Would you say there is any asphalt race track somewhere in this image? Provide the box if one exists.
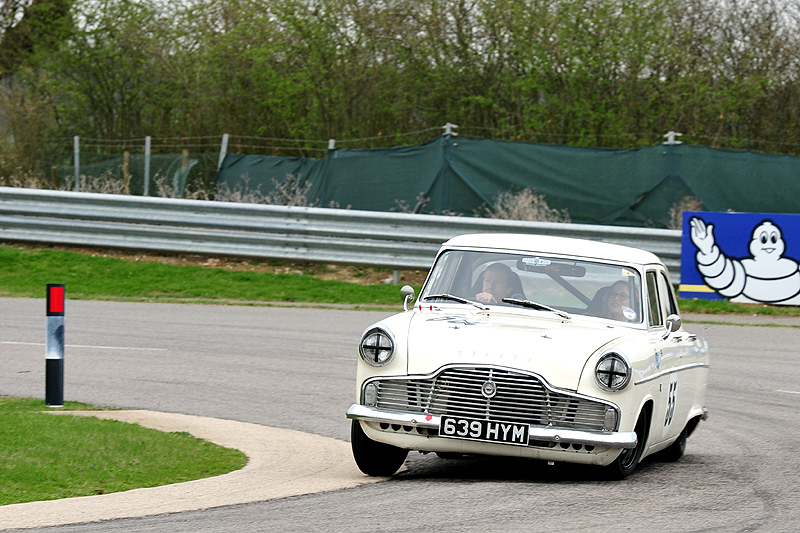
[2,297,799,532]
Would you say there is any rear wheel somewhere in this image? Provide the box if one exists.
[351,420,408,476]
[606,409,648,479]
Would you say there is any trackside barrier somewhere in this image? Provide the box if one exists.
[0,187,682,283]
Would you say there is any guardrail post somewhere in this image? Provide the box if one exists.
[45,284,65,407]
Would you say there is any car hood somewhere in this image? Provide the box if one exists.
[405,311,629,390]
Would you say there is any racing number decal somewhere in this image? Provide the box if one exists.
[662,373,678,437]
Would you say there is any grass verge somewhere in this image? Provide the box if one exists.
[0,397,247,506]
[0,245,407,307]
[676,297,800,316]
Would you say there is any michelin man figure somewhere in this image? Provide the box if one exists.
[689,216,800,304]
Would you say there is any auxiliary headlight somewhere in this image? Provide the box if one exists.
[359,327,395,366]
[595,352,631,392]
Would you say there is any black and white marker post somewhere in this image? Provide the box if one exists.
[45,284,65,407]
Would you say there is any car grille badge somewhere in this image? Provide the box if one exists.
[481,380,497,399]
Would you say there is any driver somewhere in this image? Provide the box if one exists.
[475,263,517,304]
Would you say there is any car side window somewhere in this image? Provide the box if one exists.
[646,271,662,327]
[658,271,679,318]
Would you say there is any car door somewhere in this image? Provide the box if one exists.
[644,269,686,449]
[658,268,707,436]
[649,268,701,448]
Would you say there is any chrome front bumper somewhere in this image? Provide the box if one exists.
[347,404,638,449]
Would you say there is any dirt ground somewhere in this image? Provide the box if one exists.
[11,243,430,286]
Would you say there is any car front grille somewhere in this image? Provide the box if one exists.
[370,366,611,431]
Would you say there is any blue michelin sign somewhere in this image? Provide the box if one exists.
[680,211,800,305]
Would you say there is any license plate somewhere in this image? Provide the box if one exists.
[439,416,529,446]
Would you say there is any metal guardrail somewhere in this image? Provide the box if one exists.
[0,187,683,282]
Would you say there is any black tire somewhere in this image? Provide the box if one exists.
[658,426,687,462]
[435,452,464,460]
[606,409,648,479]
[351,420,408,476]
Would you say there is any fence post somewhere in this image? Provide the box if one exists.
[143,136,151,196]
[663,131,684,209]
[73,136,80,192]
[176,149,189,197]
[663,131,683,145]
[438,123,459,214]
[218,133,229,171]
[441,123,459,137]
[123,151,131,194]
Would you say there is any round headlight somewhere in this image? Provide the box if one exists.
[359,327,395,366]
[595,352,631,391]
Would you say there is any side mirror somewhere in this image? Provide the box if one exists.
[401,285,415,311]
[662,314,682,340]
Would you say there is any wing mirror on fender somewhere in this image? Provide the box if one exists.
[662,314,682,340]
[401,285,415,311]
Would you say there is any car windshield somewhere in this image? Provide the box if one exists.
[420,250,643,324]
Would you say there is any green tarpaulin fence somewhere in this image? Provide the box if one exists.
[48,152,218,197]
[217,136,800,229]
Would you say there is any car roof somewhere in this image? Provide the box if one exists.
[442,233,663,266]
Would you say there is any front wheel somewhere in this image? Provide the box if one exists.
[351,420,408,476]
[606,409,648,479]
[658,425,687,462]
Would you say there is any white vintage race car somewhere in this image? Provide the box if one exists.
[347,233,709,478]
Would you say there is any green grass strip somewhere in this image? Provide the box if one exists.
[676,296,800,316]
[0,246,404,306]
[0,397,247,506]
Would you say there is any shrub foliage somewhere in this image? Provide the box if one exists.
[1,0,799,169]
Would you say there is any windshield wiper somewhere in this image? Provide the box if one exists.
[502,298,572,320]
[423,294,489,311]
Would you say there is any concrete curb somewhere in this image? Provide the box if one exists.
[0,411,384,530]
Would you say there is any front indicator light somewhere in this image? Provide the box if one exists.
[604,407,618,431]
[364,383,378,406]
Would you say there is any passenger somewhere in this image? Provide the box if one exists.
[604,280,634,322]
[475,263,517,304]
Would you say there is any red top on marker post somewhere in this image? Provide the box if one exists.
[47,284,65,316]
